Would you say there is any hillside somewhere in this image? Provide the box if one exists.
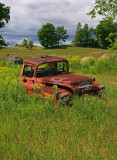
[0,45,115,60]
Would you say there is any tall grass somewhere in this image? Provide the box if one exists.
[69,53,117,74]
[0,60,117,159]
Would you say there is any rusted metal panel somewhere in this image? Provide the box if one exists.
[24,56,68,66]
[41,74,93,90]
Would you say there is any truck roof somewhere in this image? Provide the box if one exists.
[24,56,68,66]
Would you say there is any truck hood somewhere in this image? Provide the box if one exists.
[42,73,93,87]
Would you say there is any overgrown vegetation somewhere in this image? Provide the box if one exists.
[68,53,117,74]
[0,58,117,160]
[0,54,117,159]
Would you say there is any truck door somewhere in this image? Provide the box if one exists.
[22,64,36,94]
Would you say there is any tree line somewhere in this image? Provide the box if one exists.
[72,18,117,49]
[0,1,117,49]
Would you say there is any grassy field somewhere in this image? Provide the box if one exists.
[0,46,117,159]
[0,45,116,60]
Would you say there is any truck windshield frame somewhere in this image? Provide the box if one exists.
[23,65,35,78]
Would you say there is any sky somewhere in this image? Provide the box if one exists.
[1,0,106,46]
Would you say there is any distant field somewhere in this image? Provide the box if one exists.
[0,45,115,60]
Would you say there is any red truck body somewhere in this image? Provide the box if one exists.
[20,56,105,104]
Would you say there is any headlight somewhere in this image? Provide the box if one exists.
[79,85,92,90]
[58,93,70,104]
[98,88,105,97]
[62,95,70,102]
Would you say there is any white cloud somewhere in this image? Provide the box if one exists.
[0,0,109,46]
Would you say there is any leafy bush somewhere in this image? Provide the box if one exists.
[22,39,34,50]
[106,32,117,50]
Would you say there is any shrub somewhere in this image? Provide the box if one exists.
[27,40,33,50]
[22,39,34,49]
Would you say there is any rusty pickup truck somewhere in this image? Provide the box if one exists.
[19,56,105,105]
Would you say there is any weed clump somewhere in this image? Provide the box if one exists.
[68,53,117,74]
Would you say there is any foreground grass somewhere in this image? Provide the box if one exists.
[0,45,115,60]
[0,64,116,159]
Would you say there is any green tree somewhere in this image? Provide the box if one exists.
[27,40,33,50]
[37,23,57,48]
[0,3,10,28]
[72,22,98,47]
[106,32,117,50]
[22,39,28,47]
[88,0,117,19]
[72,22,84,46]
[22,39,34,50]
[83,24,90,47]
[96,17,116,48]
[0,35,7,48]
[76,22,82,31]
[55,26,69,45]
[0,2,10,47]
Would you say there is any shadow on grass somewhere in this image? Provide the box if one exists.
[44,45,73,50]
[0,46,9,50]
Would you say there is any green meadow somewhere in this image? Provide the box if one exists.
[0,45,115,60]
[0,46,117,159]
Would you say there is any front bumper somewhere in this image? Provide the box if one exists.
[76,84,105,96]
